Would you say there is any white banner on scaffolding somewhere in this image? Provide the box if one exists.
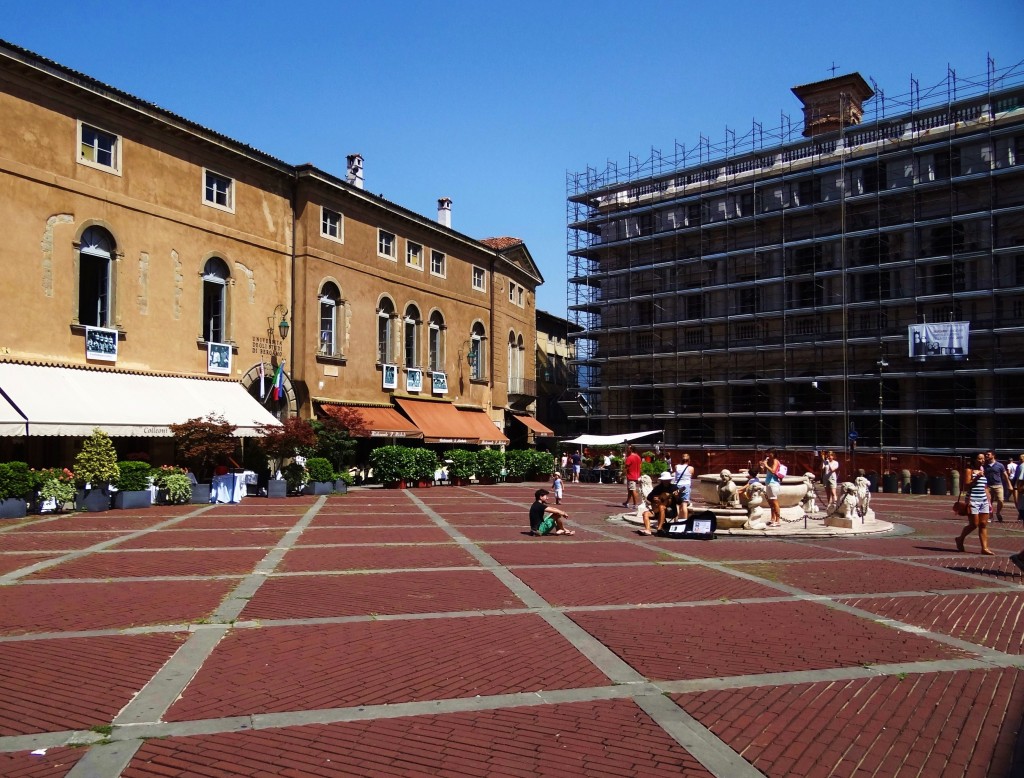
[908,322,969,361]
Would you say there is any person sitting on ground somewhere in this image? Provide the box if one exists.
[638,471,681,535]
[529,489,574,536]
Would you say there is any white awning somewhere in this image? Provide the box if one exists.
[562,430,662,446]
[0,390,27,436]
[0,364,281,437]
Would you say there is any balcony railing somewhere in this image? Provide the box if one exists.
[507,378,537,398]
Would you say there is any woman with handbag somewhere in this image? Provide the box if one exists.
[955,453,994,556]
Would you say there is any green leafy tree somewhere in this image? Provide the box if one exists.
[0,461,32,500]
[258,416,317,475]
[475,448,505,479]
[444,449,477,480]
[307,409,367,473]
[169,414,237,482]
[305,457,335,483]
[369,445,415,484]
[74,428,121,488]
[410,448,438,482]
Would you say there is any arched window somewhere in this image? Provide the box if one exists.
[470,322,486,381]
[377,298,396,363]
[404,304,421,367]
[202,257,230,343]
[319,282,341,356]
[428,311,445,372]
[507,331,519,394]
[78,226,115,327]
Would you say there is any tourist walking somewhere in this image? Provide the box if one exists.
[955,453,994,555]
[552,472,564,505]
[763,449,784,527]
[622,445,642,509]
[983,450,1012,522]
[672,454,694,524]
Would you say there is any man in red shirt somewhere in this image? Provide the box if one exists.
[622,445,642,508]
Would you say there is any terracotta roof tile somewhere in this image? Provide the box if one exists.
[479,236,523,250]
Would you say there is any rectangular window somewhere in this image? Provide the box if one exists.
[203,170,234,212]
[321,207,343,242]
[320,301,337,356]
[78,122,121,174]
[406,241,423,269]
[378,230,397,260]
[430,250,446,277]
[472,266,486,291]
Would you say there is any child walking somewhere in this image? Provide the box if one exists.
[552,472,564,504]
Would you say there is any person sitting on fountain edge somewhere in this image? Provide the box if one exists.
[639,471,681,535]
[529,489,574,536]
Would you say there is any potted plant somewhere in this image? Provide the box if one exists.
[504,449,531,482]
[283,461,308,494]
[0,461,32,519]
[444,448,477,486]
[258,417,317,498]
[309,410,366,481]
[112,461,153,509]
[527,450,555,481]
[334,470,353,494]
[152,465,192,505]
[170,414,238,504]
[475,448,504,484]
[74,428,120,512]
[369,445,414,488]
[303,457,335,495]
[33,467,76,513]
[410,448,438,488]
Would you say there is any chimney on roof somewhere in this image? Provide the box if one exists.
[346,154,364,189]
[437,197,452,228]
[791,73,874,137]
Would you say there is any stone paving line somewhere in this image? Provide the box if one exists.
[0,486,1020,776]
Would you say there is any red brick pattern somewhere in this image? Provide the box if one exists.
[672,669,1024,778]
[164,615,609,720]
[277,543,483,572]
[513,563,784,607]
[116,528,288,549]
[0,747,86,777]
[482,540,666,567]
[172,512,303,529]
[131,699,712,777]
[24,548,267,579]
[294,526,453,544]
[0,580,234,635]
[242,570,526,620]
[16,514,172,532]
[0,633,186,735]
[0,552,60,575]
[570,600,969,681]
[653,539,852,561]
[0,531,129,552]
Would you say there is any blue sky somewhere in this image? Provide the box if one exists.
[4,1,1021,314]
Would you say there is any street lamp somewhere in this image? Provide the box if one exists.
[270,305,290,341]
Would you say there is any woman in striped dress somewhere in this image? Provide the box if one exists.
[955,453,993,555]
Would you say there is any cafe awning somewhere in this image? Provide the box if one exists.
[319,403,422,439]
[512,414,554,437]
[457,408,510,446]
[0,363,281,437]
[393,397,480,444]
[0,390,27,436]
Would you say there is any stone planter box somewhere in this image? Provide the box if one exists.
[190,483,212,504]
[303,481,333,496]
[0,497,27,519]
[333,479,348,494]
[266,480,288,498]
[113,490,151,510]
[382,481,406,489]
[76,488,110,513]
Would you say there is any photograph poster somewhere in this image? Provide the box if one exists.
[85,326,118,362]
[207,342,232,374]
[382,363,398,389]
[432,371,448,394]
[406,368,422,393]
[908,322,969,360]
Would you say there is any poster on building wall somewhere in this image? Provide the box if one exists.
[207,342,232,375]
[85,326,118,362]
[406,368,423,393]
[908,322,970,361]
[432,371,448,394]
[382,364,398,390]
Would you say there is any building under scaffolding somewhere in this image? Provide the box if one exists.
[567,60,1024,457]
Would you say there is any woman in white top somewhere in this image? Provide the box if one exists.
[821,450,839,509]
[672,454,694,524]
[955,452,993,555]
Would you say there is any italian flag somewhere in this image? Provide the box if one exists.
[272,360,285,401]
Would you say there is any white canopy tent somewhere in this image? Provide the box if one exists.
[562,430,662,446]
[0,363,281,437]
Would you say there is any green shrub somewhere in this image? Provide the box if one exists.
[306,457,335,483]
[74,429,120,487]
[282,462,308,492]
[115,461,152,492]
[504,449,531,478]
[527,450,555,478]
[410,449,438,481]
[640,459,670,478]
[0,461,33,500]
[475,448,505,479]
[369,445,415,484]
[160,473,193,504]
[444,449,477,480]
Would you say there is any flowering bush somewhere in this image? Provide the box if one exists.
[34,467,76,510]
[151,466,192,504]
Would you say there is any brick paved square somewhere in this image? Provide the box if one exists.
[295,526,452,544]
[116,528,288,549]
[0,552,60,576]
[570,600,970,681]
[278,544,483,572]
[132,698,711,777]
[728,558,1002,595]
[483,540,671,566]
[796,536,962,558]
[16,514,172,532]
[164,615,610,720]
[649,539,851,562]
[172,512,302,529]
[513,563,784,607]
[310,508,438,527]
[438,511,530,527]
[0,580,234,634]
[672,668,1024,778]
[25,548,266,580]
[0,633,186,735]
[454,525,546,541]
[242,570,525,619]
[0,747,86,777]
[0,531,129,552]
[846,591,1024,654]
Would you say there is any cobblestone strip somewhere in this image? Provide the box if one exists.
[403,490,753,777]
[0,506,217,583]
[65,497,328,778]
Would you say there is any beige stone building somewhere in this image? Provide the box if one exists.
[0,39,542,466]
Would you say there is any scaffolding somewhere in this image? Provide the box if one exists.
[566,57,1024,457]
